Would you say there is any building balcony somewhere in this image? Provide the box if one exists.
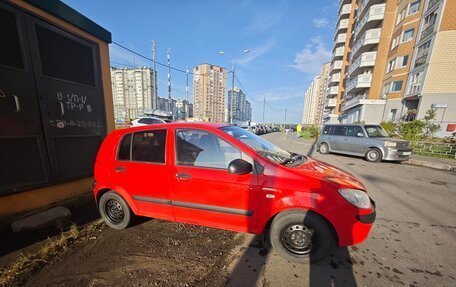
[348,51,377,76]
[354,4,385,38]
[339,3,351,16]
[331,60,343,71]
[421,24,435,40]
[427,0,440,13]
[332,46,345,59]
[327,86,339,96]
[357,0,384,19]
[345,74,372,93]
[336,18,349,31]
[351,28,381,58]
[330,73,341,83]
[335,33,347,44]
[325,98,337,108]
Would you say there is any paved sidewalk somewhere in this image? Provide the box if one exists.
[285,133,456,172]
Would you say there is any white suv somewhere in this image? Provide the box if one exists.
[130,117,170,127]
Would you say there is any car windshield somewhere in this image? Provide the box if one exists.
[364,125,388,137]
[220,126,293,164]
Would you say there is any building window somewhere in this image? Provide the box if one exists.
[391,81,403,92]
[401,29,415,43]
[387,59,396,73]
[388,109,398,121]
[408,72,422,94]
[397,8,406,25]
[391,35,400,49]
[407,0,421,16]
[397,55,409,68]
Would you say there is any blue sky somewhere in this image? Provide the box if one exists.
[63,0,338,123]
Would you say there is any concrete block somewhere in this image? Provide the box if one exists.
[11,206,72,233]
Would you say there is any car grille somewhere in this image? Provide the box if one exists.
[397,142,409,149]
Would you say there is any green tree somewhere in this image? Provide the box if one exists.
[399,120,425,141]
[422,109,441,139]
[380,121,397,137]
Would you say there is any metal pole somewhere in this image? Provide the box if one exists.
[167,48,172,117]
[262,95,265,123]
[231,61,235,124]
[285,108,287,123]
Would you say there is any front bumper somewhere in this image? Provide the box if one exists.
[383,147,413,161]
[331,199,376,246]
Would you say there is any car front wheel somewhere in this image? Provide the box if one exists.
[99,191,133,229]
[270,210,333,263]
[365,148,382,162]
[319,143,329,154]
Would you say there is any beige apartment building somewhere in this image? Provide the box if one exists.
[381,0,425,122]
[193,64,227,122]
[325,0,356,124]
[303,62,330,125]
[325,0,455,136]
[403,0,456,136]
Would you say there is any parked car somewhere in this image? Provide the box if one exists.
[130,117,171,127]
[94,123,375,263]
[317,124,412,162]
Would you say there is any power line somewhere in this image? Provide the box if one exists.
[112,41,203,75]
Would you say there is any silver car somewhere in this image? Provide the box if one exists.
[317,124,412,162]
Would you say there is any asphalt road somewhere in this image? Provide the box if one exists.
[225,132,456,287]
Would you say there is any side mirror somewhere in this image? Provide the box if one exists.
[228,159,253,175]
[357,132,364,137]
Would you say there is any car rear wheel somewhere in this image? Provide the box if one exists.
[99,191,133,229]
[319,143,329,154]
[365,148,382,162]
[270,210,333,263]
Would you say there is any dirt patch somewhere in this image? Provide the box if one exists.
[14,218,241,287]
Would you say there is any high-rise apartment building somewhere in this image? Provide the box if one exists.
[228,87,252,122]
[302,62,330,125]
[111,67,157,120]
[193,64,227,122]
[325,0,455,136]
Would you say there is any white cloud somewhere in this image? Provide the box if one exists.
[290,37,331,75]
[312,17,329,28]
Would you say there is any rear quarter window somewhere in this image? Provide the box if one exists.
[322,126,330,134]
[118,134,132,160]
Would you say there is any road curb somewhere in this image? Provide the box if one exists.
[402,159,456,172]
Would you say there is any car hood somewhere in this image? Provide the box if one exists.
[291,157,366,190]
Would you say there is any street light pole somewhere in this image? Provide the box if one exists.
[219,49,250,125]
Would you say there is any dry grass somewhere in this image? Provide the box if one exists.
[0,220,104,287]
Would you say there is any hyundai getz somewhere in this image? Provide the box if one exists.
[94,123,375,263]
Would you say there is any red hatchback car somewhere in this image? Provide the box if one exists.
[94,123,375,263]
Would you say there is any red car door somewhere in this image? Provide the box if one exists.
[170,128,259,233]
[114,128,173,220]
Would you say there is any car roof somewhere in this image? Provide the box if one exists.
[114,122,230,135]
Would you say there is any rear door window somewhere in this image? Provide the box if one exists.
[333,126,347,136]
[131,129,167,163]
[346,126,364,137]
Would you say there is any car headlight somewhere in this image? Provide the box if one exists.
[384,141,397,147]
[338,189,371,209]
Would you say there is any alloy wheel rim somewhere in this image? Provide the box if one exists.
[105,199,124,224]
[280,224,315,255]
[368,150,379,160]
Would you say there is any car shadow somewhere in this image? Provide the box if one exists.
[224,232,358,286]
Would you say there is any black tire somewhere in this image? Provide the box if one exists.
[319,143,329,154]
[365,148,382,162]
[99,191,133,229]
[269,210,333,264]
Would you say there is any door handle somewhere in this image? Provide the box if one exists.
[175,173,191,181]
[12,95,20,113]
[59,102,65,116]
[115,166,126,173]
